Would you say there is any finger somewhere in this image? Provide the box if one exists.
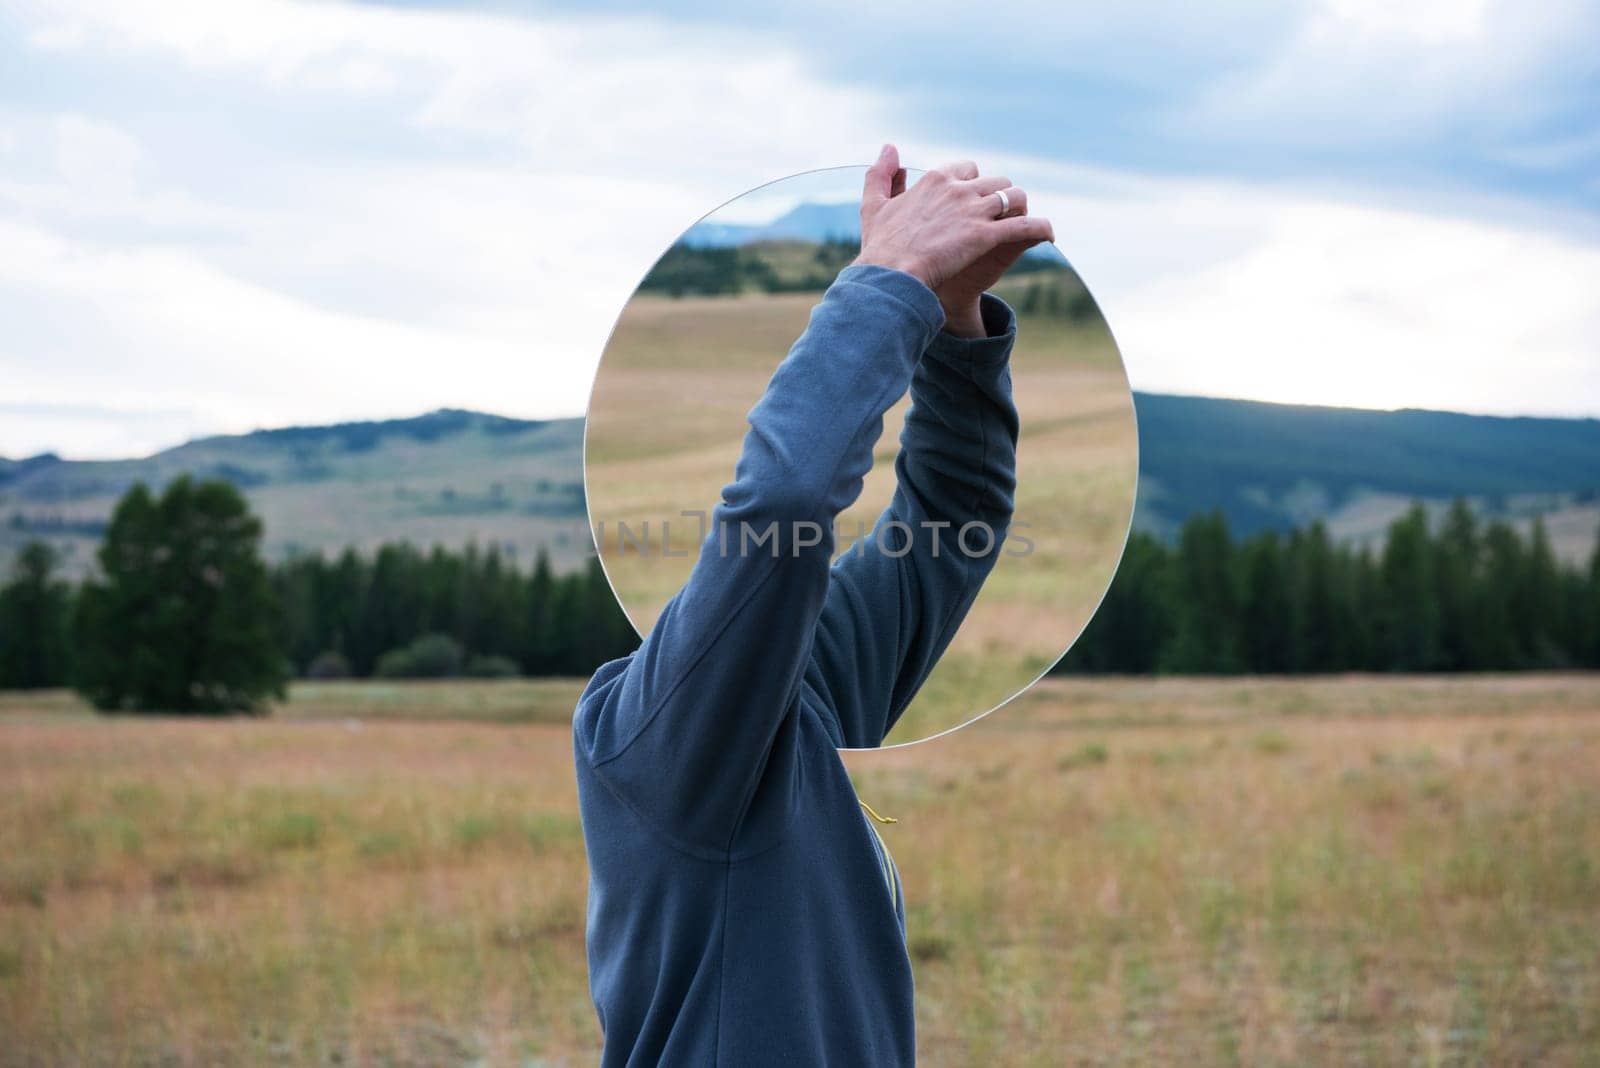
[862,143,898,208]
[990,214,1054,246]
[967,183,1028,219]
[890,166,907,197]
[937,158,978,180]
[966,175,1012,197]
[987,185,1028,218]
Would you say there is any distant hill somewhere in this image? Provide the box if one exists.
[1132,394,1600,561]
[682,201,863,247]
[0,409,593,580]
[4,395,1598,581]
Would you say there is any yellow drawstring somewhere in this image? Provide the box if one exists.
[858,798,898,824]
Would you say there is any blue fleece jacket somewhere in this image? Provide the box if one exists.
[573,262,1020,1066]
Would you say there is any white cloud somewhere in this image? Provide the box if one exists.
[961,153,1600,417]
[1,0,1597,462]
[17,0,887,183]
[1190,0,1597,142]
[1321,0,1491,42]
[51,114,142,199]
[1,0,908,457]
[0,215,539,422]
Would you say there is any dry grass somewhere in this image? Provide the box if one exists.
[583,287,1140,743]
[2,674,1597,1065]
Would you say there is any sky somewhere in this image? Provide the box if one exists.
[2,0,1599,459]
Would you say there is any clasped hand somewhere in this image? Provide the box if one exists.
[852,143,1054,339]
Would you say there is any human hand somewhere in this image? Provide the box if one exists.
[851,143,1053,330]
[915,159,1047,337]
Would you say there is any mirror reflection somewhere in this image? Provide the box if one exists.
[583,165,1139,744]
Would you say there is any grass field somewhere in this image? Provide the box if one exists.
[2,674,1597,1065]
[583,273,1140,744]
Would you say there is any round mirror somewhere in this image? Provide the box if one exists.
[583,164,1139,746]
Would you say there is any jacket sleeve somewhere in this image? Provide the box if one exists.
[572,263,947,853]
[802,290,1020,748]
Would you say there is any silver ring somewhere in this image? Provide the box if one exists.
[993,189,1010,218]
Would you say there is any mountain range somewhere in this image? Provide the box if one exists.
[5,395,1596,580]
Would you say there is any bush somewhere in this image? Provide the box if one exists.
[465,654,521,679]
[374,633,464,678]
[305,650,352,680]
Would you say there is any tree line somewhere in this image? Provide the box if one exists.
[1055,500,1600,674]
[3,478,1599,711]
[637,238,861,297]
[1015,277,1098,322]
[0,476,637,712]
[271,539,636,681]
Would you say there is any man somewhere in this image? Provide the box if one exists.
[573,143,1051,1065]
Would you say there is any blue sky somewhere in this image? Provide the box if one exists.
[2,0,1598,458]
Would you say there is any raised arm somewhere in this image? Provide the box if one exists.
[572,262,942,853]
[803,289,1021,748]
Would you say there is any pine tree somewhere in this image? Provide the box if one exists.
[1585,532,1600,667]
[1478,520,1522,668]
[0,541,74,688]
[524,548,557,674]
[1287,522,1338,671]
[1064,530,1173,673]
[1521,516,1566,666]
[1434,498,1481,670]
[1240,531,1292,672]
[1163,510,1242,673]
[1020,280,1043,316]
[1378,504,1440,670]
[73,478,288,714]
